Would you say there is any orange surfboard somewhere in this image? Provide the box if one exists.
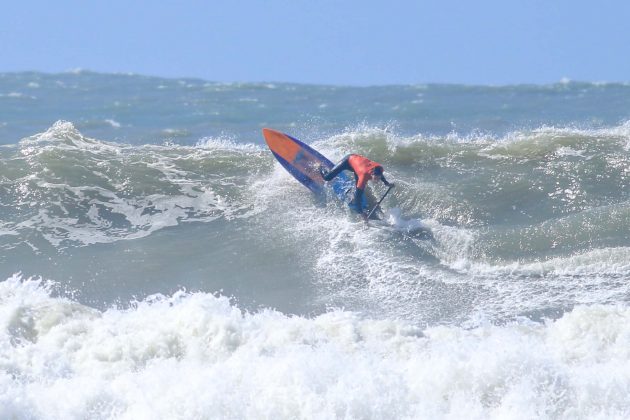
[262,128,331,193]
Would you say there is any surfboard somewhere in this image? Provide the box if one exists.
[262,128,372,213]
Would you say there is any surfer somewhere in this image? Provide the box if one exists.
[320,154,393,214]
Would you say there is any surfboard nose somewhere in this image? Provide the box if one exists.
[262,127,280,137]
[261,128,286,148]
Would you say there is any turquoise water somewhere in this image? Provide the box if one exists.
[2,71,630,418]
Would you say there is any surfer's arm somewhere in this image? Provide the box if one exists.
[381,174,392,187]
[322,154,353,181]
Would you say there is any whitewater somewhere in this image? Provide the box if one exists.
[2,72,630,419]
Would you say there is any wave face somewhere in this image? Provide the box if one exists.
[2,72,630,418]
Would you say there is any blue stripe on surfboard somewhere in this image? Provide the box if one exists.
[285,133,334,169]
[282,133,352,199]
[271,151,324,194]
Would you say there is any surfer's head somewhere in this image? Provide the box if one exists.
[372,166,383,180]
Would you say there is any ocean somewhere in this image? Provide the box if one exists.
[2,71,630,419]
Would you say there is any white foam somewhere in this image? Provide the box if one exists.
[19,172,243,247]
[555,146,585,157]
[315,121,630,158]
[6,122,263,248]
[104,119,121,128]
[2,275,630,419]
[470,246,630,278]
[195,136,263,152]
[160,128,189,137]
[0,92,36,99]
[0,219,19,237]
[19,121,123,155]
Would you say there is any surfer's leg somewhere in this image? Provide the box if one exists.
[322,154,352,181]
[349,187,365,213]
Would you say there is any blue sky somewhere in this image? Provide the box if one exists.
[1,0,629,85]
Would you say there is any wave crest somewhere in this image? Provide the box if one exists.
[2,274,630,419]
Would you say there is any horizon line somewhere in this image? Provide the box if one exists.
[2,69,629,89]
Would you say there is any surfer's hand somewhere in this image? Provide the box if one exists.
[318,165,329,179]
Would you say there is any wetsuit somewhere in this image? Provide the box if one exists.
[321,154,391,213]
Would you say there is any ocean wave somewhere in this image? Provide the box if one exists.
[1,122,267,248]
[312,124,630,223]
[1,274,630,419]
[314,121,630,162]
[3,121,630,324]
